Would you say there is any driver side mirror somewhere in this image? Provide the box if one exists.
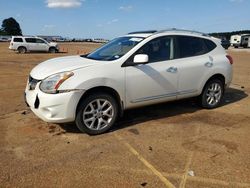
[133,54,149,64]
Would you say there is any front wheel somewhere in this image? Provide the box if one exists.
[199,79,224,109]
[75,93,118,135]
[49,47,56,53]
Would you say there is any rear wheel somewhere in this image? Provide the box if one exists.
[75,93,118,135]
[18,46,27,54]
[199,79,224,109]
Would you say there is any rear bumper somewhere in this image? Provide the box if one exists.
[25,83,84,123]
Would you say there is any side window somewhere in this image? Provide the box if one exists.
[25,38,36,43]
[177,36,207,58]
[136,36,174,63]
[13,38,23,42]
[36,39,46,43]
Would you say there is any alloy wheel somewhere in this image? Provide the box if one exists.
[83,99,114,131]
[206,83,222,106]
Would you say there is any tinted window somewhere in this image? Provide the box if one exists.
[177,36,207,58]
[25,38,36,43]
[13,38,23,42]
[204,39,216,52]
[136,36,174,62]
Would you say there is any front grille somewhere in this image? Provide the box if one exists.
[28,75,40,90]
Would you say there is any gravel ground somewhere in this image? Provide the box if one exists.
[0,43,249,188]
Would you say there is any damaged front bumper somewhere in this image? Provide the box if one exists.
[24,82,84,123]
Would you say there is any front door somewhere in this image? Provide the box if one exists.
[125,36,178,108]
[35,38,48,51]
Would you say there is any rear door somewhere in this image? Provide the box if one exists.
[174,36,216,99]
[25,38,37,51]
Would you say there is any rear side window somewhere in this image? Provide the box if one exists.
[204,39,216,52]
[25,38,36,43]
[13,38,23,42]
[177,36,207,58]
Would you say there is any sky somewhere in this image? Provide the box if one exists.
[0,0,250,39]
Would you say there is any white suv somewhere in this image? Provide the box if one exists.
[25,29,233,135]
[9,36,59,53]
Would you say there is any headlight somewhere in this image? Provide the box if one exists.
[40,72,74,94]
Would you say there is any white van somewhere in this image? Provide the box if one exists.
[230,35,241,48]
[9,36,59,53]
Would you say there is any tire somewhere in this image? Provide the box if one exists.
[75,93,118,135]
[49,47,56,53]
[198,79,224,109]
[18,46,27,54]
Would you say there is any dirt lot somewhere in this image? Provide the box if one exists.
[0,43,249,188]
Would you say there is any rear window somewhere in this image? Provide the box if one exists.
[13,38,23,42]
[25,38,36,43]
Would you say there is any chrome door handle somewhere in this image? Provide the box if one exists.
[205,62,213,67]
[167,67,178,73]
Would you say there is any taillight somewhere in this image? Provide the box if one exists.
[226,55,233,65]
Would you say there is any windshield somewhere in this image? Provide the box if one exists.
[85,36,144,61]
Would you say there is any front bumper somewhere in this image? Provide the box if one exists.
[25,83,84,123]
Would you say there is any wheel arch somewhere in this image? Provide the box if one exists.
[76,86,124,118]
[49,46,56,52]
[17,46,27,51]
[201,73,226,94]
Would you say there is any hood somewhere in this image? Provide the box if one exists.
[30,55,99,79]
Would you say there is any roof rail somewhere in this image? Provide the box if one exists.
[13,35,36,37]
[127,28,211,37]
[128,30,158,34]
[156,28,211,37]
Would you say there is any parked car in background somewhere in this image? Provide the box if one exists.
[25,29,233,135]
[9,36,59,53]
[221,39,231,49]
[0,36,11,42]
